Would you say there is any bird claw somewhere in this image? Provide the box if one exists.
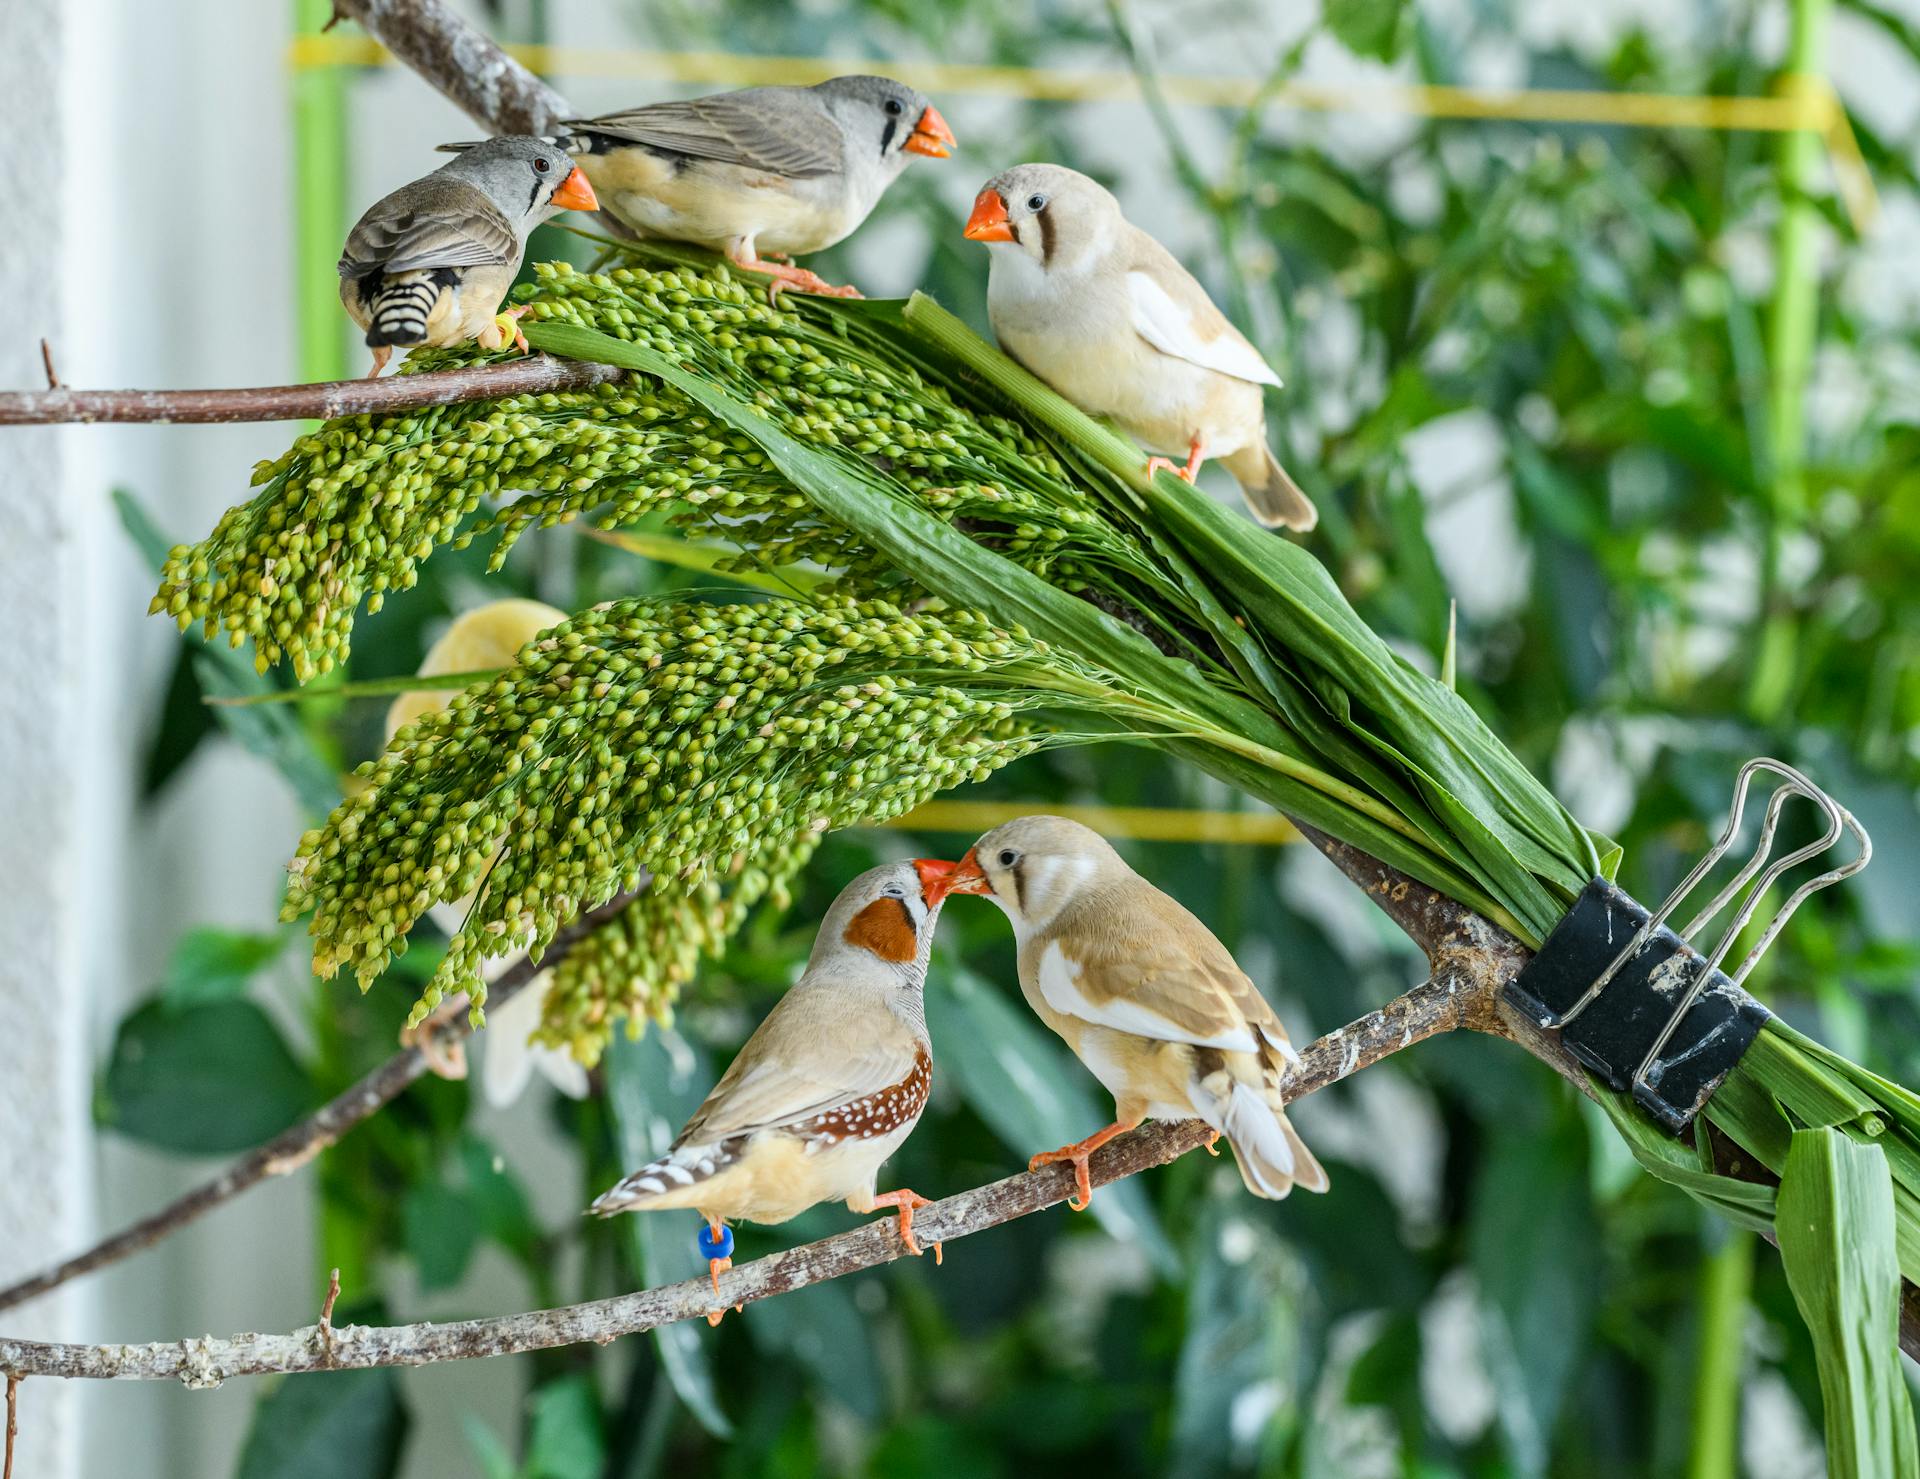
[490,306,532,355]
[707,1254,732,1297]
[868,1188,938,1259]
[400,998,469,1080]
[1204,1132,1221,1156]
[1029,1146,1095,1212]
[732,253,865,306]
[1146,436,1208,484]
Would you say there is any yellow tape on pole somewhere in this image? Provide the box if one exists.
[877,800,1300,845]
[285,36,1875,228]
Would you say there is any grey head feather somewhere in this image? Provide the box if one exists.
[339,136,575,279]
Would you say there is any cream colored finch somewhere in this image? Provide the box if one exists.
[557,76,955,300]
[340,137,599,377]
[964,163,1316,531]
[924,816,1326,1208]
[385,598,586,1103]
[590,860,957,1320]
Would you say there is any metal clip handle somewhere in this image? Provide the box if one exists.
[1542,758,1869,1099]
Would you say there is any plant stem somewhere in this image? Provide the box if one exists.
[1687,1229,1753,1479]
[1748,0,1833,721]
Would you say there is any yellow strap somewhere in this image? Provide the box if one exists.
[877,799,1299,846]
[286,37,1874,229]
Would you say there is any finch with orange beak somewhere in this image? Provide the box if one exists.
[589,859,957,1321]
[964,163,1316,531]
[555,75,955,300]
[922,817,1326,1209]
[339,137,598,377]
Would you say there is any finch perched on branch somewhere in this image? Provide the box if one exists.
[924,816,1326,1209]
[339,137,598,377]
[965,163,1316,531]
[554,75,954,300]
[589,860,957,1321]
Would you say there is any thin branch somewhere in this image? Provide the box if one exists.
[0,892,635,1317]
[0,970,1478,1384]
[3,1375,15,1479]
[0,356,622,427]
[326,0,570,135]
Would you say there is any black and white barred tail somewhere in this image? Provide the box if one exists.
[363,269,456,349]
[589,1139,740,1216]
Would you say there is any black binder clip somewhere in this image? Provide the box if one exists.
[1506,759,1871,1133]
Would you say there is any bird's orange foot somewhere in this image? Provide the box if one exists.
[1146,435,1209,483]
[1204,1131,1221,1157]
[867,1187,941,1263]
[364,345,393,379]
[1028,1118,1143,1211]
[730,253,865,305]
[480,306,532,355]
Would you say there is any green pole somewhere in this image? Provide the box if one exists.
[293,0,351,385]
[291,0,365,1292]
[1686,1229,1754,1479]
[1748,0,1832,721]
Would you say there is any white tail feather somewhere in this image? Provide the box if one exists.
[589,1142,732,1216]
[1221,1081,1327,1199]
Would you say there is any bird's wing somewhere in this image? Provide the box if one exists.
[339,179,519,278]
[1039,884,1292,1055]
[674,983,920,1145]
[565,89,844,179]
[1124,236,1282,389]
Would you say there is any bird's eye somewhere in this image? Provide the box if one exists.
[998,849,1017,867]
[884,98,905,115]
[1026,193,1048,212]
[534,157,551,173]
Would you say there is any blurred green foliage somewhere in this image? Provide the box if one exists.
[111,0,1920,1473]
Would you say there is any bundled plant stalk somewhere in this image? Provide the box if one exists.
[160,245,1918,1443]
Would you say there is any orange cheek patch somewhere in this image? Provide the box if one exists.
[843,898,918,963]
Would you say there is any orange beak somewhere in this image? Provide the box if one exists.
[553,164,599,212]
[913,857,958,904]
[903,105,956,158]
[963,189,1013,243]
[927,848,993,905]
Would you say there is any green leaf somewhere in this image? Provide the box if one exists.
[1324,0,1406,64]
[927,966,1175,1274]
[460,1135,543,1262]
[1470,1120,1598,1479]
[524,1374,606,1479]
[141,642,217,798]
[402,1178,480,1292]
[101,999,312,1154]
[1169,1202,1305,1475]
[746,1279,886,1422]
[115,488,342,816]
[161,925,289,1008]
[459,1414,518,1479]
[602,1027,733,1438]
[1774,1129,1920,1478]
[236,1368,408,1479]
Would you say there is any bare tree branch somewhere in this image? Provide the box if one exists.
[0,969,1479,1384]
[326,0,569,135]
[0,893,636,1317]
[0,356,622,427]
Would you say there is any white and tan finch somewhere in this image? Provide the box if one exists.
[924,816,1326,1208]
[589,859,958,1320]
[965,163,1316,531]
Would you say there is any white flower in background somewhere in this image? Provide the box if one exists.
[476,966,589,1106]
[388,599,589,1103]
